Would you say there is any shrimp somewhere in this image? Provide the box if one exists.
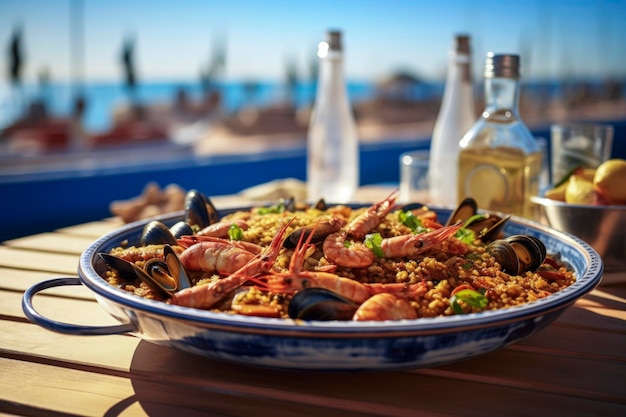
[323,231,375,268]
[352,293,417,321]
[322,190,399,268]
[262,271,372,304]
[197,219,249,238]
[346,189,398,239]
[178,241,258,275]
[364,281,427,300]
[177,235,262,254]
[323,223,462,268]
[380,223,462,259]
[261,219,372,303]
[170,218,295,309]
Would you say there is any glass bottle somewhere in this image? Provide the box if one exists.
[307,30,359,203]
[457,53,541,219]
[429,34,476,206]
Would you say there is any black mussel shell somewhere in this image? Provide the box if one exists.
[283,226,327,249]
[313,198,327,211]
[185,189,219,230]
[487,240,520,275]
[505,235,547,273]
[143,258,178,292]
[169,220,194,239]
[487,235,547,275]
[446,197,478,226]
[99,253,171,298]
[281,196,296,212]
[162,244,192,291]
[469,214,511,243]
[400,203,429,212]
[288,288,358,321]
[140,221,178,246]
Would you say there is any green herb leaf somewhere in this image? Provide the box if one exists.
[257,202,285,215]
[364,233,385,258]
[228,223,244,241]
[450,289,488,314]
[398,210,427,234]
[454,228,476,245]
[462,214,487,229]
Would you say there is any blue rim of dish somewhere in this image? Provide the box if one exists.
[78,207,604,336]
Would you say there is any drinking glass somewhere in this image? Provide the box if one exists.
[551,123,613,184]
[399,150,430,204]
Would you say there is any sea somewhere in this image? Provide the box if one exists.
[0,80,395,133]
[0,77,616,134]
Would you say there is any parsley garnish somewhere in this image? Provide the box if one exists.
[364,233,385,258]
[454,228,476,245]
[257,202,285,215]
[398,210,427,234]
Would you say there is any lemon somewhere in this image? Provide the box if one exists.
[545,167,595,202]
[579,168,597,182]
[544,181,567,201]
[565,175,598,205]
[594,159,626,204]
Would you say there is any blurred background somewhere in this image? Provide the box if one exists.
[1,0,625,239]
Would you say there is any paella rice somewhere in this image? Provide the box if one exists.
[101,195,576,321]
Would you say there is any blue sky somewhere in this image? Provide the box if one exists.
[1,0,625,84]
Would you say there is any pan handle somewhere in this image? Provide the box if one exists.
[22,277,137,335]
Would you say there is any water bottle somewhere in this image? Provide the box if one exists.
[307,30,359,203]
[429,34,476,206]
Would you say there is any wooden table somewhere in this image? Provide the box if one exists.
[2,187,625,416]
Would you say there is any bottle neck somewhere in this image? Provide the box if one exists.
[448,51,472,84]
[483,76,520,119]
[315,50,350,108]
[319,50,346,86]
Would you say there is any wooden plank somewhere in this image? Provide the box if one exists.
[514,320,626,360]
[3,232,96,255]
[0,246,78,275]
[0,358,147,417]
[0,321,137,370]
[56,217,123,238]
[1,290,112,324]
[0,267,93,297]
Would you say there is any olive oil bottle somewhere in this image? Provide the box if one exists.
[458,53,541,219]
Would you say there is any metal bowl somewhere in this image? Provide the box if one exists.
[531,196,626,273]
[23,206,603,372]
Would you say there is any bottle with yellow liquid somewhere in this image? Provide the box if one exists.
[458,53,541,219]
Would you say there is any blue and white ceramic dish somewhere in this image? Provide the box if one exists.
[23,207,603,371]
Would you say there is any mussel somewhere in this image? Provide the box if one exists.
[169,220,194,239]
[446,197,478,225]
[99,244,191,298]
[313,198,327,211]
[185,189,219,231]
[487,235,547,275]
[287,288,358,321]
[140,221,179,246]
[446,197,510,242]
